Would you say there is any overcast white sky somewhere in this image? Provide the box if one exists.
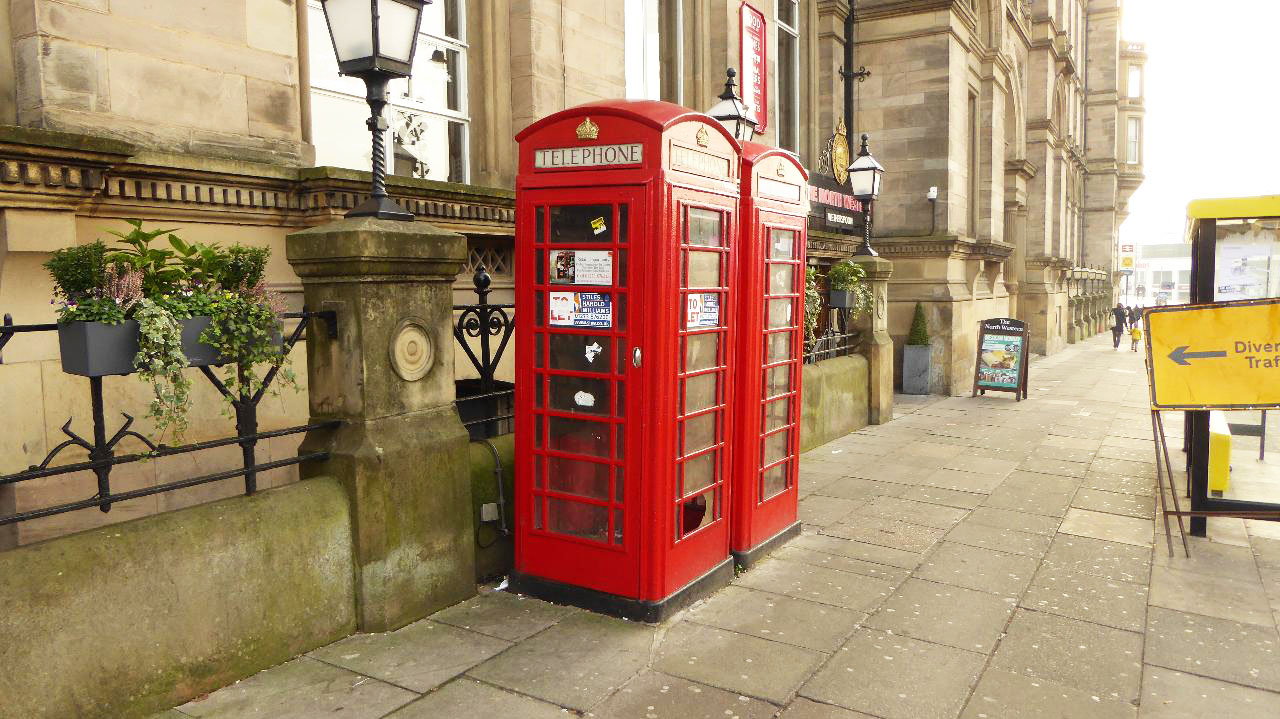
[1119,0,1280,246]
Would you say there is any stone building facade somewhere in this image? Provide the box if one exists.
[0,0,1143,542]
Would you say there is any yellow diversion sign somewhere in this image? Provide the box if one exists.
[1145,298,1280,410]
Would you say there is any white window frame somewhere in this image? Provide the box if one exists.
[1127,65,1142,99]
[1127,116,1141,165]
[775,0,800,151]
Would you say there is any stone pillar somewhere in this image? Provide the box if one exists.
[853,256,894,424]
[287,217,475,632]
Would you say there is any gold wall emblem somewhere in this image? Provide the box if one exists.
[831,118,850,185]
[696,126,710,147]
[576,117,599,140]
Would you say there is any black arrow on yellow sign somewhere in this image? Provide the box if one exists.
[1168,345,1228,366]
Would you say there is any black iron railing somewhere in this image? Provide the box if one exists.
[804,328,863,364]
[453,265,514,439]
[0,310,339,527]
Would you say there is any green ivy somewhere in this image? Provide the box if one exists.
[201,291,297,408]
[133,299,191,441]
[826,260,875,320]
[804,267,822,347]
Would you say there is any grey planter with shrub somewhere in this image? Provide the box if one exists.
[902,344,931,395]
[58,316,226,377]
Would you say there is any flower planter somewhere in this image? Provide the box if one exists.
[902,344,932,395]
[828,289,856,309]
[58,320,141,377]
[180,316,220,367]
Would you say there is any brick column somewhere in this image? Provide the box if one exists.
[853,256,894,424]
[287,217,474,632]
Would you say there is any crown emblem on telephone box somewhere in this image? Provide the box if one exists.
[576,117,600,140]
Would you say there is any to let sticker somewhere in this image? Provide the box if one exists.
[550,292,613,328]
[686,293,721,328]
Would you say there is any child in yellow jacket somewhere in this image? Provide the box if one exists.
[1129,324,1143,352]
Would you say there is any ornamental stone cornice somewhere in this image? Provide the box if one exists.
[1004,158,1039,179]
[858,0,976,31]
[873,234,1014,261]
[0,125,137,210]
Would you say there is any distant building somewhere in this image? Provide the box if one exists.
[1134,244,1192,306]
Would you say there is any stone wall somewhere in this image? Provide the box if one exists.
[7,0,308,165]
[799,354,870,453]
[0,476,356,719]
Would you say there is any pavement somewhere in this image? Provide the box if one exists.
[154,334,1280,719]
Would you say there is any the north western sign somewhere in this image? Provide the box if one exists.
[1145,297,1280,410]
[807,175,865,234]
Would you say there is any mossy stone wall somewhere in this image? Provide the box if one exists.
[800,355,871,453]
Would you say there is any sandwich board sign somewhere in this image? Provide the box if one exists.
[971,318,1030,400]
[1144,297,1280,410]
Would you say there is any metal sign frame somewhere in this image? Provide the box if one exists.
[970,318,1030,400]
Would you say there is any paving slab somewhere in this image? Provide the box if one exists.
[821,512,945,553]
[1072,487,1155,519]
[844,460,936,484]
[801,628,986,719]
[1059,508,1153,547]
[590,669,779,719]
[734,556,895,611]
[989,609,1143,703]
[798,494,864,527]
[384,679,566,718]
[914,541,1040,597]
[1016,458,1089,479]
[1041,534,1152,584]
[789,532,926,570]
[686,585,865,652]
[1152,537,1262,580]
[864,578,1015,653]
[1028,444,1099,464]
[177,657,416,719]
[778,698,880,718]
[965,506,1062,536]
[897,484,987,509]
[653,622,826,704]
[466,611,653,711]
[916,467,1007,493]
[429,590,577,641]
[1139,665,1280,718]
[772,545,912,584]
[983,477,1078,517]
[940,454,1021,478]
[307,620,511,693]
[1021,562,1149,631]
[858,495,970,529]
[960,667,1137,719]
[1144,606,1280,691]
[945,520,1053,557]
[811,477,908,502]
[1084,470,1157,497]
[1148,564,1274,627]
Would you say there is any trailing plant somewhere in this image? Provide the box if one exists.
[200,285,296,405]
[133,298,191,441]
[826,260,875,319]
[907,302,930,346]
[803,267,822,346]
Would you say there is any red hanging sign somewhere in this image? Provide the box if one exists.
[739,3,768,133]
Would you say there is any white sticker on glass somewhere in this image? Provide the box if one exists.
[573,391,596,407]
[584,342,603,363]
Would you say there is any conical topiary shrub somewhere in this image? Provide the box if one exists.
[907,302,930,345]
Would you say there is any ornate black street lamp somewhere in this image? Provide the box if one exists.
[848,133,885,256]
[320,0,428,221]
[706,68,757,143]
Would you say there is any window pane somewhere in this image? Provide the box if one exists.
[766,331,793,363]
[763,429,791,465]
[687,252,722,287]
[769,263,796,294]
[547,457,610,500]
[678,489,718,537]
[549,334,611,373]
[763,398,791,432]
[548,417,611,458]
[764,365,791,397]
[448,121,466,183]
[445,49,461,111]
[547,498,608,541]
[685,373,719,413]
[682,413,717,456]
[688,208,723,246]
[685,333,720,372]
[778,0,797,27]
[550,205,614,243]
[768,299,794,329]
[762,461,789,500]
[682,453,716,495]
[769,229,796,259]
[778,30,797,151]
[548,375,610,416]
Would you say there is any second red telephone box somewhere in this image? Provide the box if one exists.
[511,100,742,620]
[730,141,809,566]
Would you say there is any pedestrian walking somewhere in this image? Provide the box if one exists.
[1112,303,1126,349]
[1130,322,1143,352]
[1126,305,1136,329]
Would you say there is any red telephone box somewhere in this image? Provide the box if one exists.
[730,141,809,566]
[511,100,742,620]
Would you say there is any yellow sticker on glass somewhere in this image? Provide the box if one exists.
[590,217,607,235]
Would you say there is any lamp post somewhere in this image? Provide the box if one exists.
[848,133,884,256]
[705,68,757,143]
[319,0,428,221]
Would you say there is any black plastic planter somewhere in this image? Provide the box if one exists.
[828,289,856,309]
[58,320,140,377]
